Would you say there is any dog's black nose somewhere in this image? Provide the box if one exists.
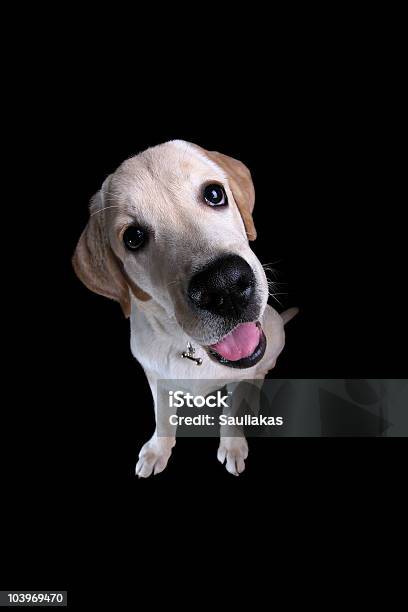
[188,255,256,317]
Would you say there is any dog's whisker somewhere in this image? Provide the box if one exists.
[90,205,121,216]
[263,265,277,271]
[268,293,284,307]
[263,268,280,279]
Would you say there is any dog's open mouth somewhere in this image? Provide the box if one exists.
[205,321,266,369]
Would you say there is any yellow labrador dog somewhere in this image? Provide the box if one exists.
[73,141,297,477]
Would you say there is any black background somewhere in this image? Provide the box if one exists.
[1,19,406,606]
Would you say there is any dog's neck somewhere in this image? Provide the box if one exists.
[128,294,197,372]
[129,295,187,343]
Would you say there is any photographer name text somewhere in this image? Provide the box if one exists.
[168,414,283,426]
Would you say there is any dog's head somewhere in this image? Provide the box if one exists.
[73,141,269,368]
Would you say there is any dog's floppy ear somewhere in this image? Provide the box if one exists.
[72,191,150,318]
[200,148,257,241]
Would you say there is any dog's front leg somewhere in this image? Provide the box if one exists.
[217,379,265,476]
[217,382,250,476]
[135,377,176,478]
[217,434,248,476]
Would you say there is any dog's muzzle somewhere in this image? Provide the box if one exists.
[187,255,266,369]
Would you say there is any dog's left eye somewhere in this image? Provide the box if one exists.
[123,226,146,250]
[203,184,228,207]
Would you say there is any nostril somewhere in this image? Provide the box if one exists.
[189,292,208,308]
[239,285,253,299]
[237,277,252,291]
[188,287,203,306]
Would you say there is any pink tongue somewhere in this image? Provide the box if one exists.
[211,322,260,361]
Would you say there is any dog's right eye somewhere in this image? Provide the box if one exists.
[123,226,146,250]
[203,184,228,207]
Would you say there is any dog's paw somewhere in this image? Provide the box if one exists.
[217,437,248,476]
[135,437,175,478]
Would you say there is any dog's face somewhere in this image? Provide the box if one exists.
[73,141,269,368]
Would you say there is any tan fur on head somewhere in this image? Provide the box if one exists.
[197,147,257,241]
[72,192,150,318]
[73,141,261,323]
